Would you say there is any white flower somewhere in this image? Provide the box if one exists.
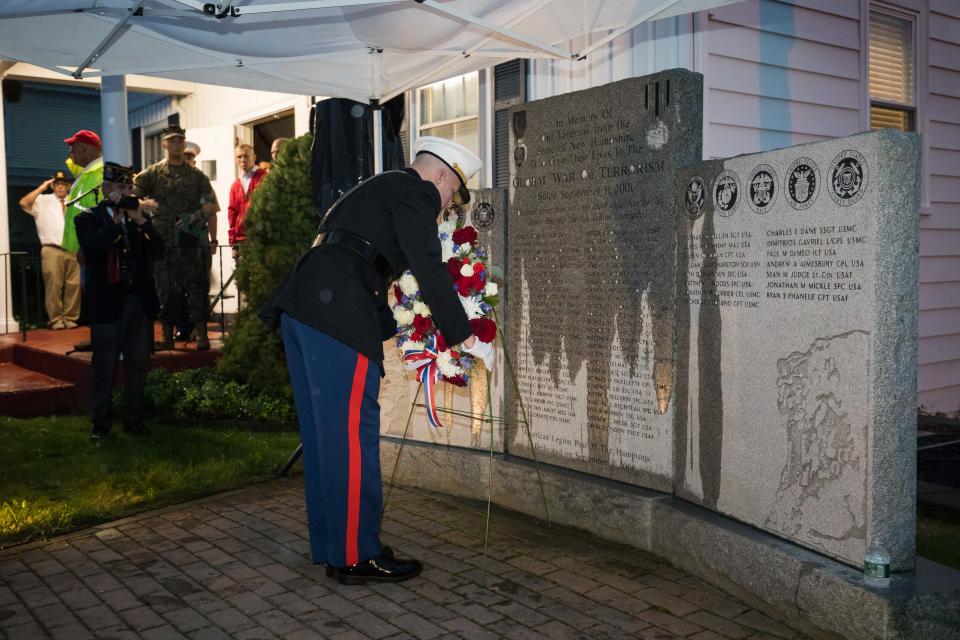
[412,301,432,317]
[459,294,484,319]
[441,240,455,262]
[484,281,498,297]
[459,242,472,254]
[398,272,419,296]
[392,306,414,326]
[438,220,457,236]
[459,263,475,277]
[436,352,463,378]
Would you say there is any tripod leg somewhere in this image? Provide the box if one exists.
[280,443,303,476]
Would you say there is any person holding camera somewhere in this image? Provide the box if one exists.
[75,162,164,442]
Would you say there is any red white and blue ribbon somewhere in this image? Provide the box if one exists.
[401,335,444,430]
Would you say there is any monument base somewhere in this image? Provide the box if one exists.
[381,438,960,640]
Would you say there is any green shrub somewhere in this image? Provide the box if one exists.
[216,133,318,395]
[117,368,296,422]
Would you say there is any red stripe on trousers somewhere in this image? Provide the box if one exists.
[346,353,369,566]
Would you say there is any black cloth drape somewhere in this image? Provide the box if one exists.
[310,96,406,217]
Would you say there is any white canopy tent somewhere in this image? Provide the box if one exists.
[0,0,743,332]
[0,0,740,102]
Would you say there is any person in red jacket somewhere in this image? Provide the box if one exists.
[227,143,266,259]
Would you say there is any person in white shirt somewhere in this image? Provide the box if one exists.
[19,171,81,329]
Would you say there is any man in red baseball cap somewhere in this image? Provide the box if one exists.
[64,129,102,149]
[62,129,104,257]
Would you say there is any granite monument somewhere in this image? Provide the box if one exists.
[675,129,920,569]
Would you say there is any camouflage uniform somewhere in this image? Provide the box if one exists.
[134,160,218,345]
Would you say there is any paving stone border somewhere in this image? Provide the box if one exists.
[2,476,814,640]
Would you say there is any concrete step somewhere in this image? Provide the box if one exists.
[0,360,78,417]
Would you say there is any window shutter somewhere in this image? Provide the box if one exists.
[493,59,526,188]
[131,127,142,172]
[869,12,914,105]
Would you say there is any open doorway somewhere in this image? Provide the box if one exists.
[251,110,295,165]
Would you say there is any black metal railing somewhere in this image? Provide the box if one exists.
[1,244,244,342]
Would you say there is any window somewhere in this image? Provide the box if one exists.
[418,71,481,187]
[869,9,916,131]
[143,130,163,166]
[493,59,527,188]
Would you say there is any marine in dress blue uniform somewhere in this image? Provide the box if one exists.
[268,137,494,584]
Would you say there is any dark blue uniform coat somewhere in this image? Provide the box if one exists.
[274,168,472,365]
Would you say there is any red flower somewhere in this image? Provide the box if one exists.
[392,284,403,302]
[434,331,448,352]
[445,374,468,387]
[452,226,478,246]
[469,318,497,343]
[457,278,474,296]
[412,314,434,337]
[447,257,463,280]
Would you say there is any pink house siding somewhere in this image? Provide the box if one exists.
[920,0,960,413]
[703,2,862,156]
[527,0,960,414]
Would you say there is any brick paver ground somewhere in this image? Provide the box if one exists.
[0,478,812,639]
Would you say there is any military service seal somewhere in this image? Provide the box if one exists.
[829,149,867,206]
[713,170,740,216]
[747,164,777,214]
[786,157,820,211]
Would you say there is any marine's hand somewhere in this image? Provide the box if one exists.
[462,337,495,371]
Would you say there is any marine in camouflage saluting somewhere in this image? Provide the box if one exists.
[134,125,220,350]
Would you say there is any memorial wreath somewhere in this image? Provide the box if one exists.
[390,217,499,430]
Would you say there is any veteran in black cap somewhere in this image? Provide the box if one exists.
[265,136,494,585]
[75,162,165,441]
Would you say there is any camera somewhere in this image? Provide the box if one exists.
[118,195,140,210]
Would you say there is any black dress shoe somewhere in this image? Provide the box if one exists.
[326,546,395,578]
[334,547,420,585]
[90,426,110,442]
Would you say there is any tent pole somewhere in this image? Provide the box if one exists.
[101,75,131,165]
[577,0,683,59]
[370,46,384,175]
[73,0,147,79]
[372,101,383,175]
[415,0,574,60]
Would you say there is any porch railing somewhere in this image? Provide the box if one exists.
[1,244,244,342]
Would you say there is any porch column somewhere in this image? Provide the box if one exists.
[0,63,18,333]
[100,75,130,164]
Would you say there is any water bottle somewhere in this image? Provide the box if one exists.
[864,541,891,588]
